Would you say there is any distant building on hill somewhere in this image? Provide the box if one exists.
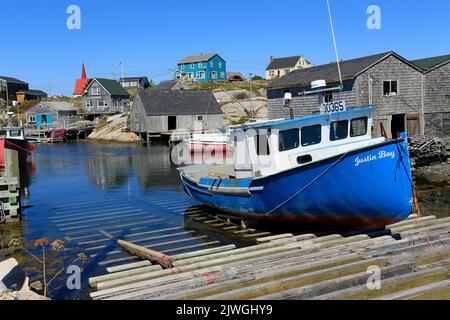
[0,76,29,105]
[176,53,227,82]
[119,76,150,89]
[265,55,312,80]
[16,89,47,104]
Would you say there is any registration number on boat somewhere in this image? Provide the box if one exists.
[320,100,346,114]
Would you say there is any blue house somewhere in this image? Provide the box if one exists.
[176,53,227,82]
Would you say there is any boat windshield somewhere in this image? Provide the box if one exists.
[9,130,22,137]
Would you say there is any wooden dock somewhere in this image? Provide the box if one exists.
[89,214,450,300]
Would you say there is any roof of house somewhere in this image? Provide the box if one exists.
[16,89,47,96]
[227,72,246,81]
[0,76,28,85]
[85,78,130,96]
[268,51,419,89]
[411,54,450,71]
[266,56,304,70]
[74,78,90,96]
[138,89,222,116]
[119,76,148,82]
[153,80,179,91]
[177,53,221,64]
[29,101,76,113]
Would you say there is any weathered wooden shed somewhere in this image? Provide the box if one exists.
[267,51,425,139]
[412,54,450,137]
[26,101,81,128]
[129,89,223,135]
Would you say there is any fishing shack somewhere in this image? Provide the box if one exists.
[26,101,81,128]
[267,51,426,139]
[129,89,224,139]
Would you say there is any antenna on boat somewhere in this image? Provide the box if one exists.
[326,0,344,90]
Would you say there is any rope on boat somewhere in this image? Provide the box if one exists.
[264,151,349,216]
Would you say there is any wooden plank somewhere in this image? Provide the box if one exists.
[257,234,294,244]
[172,245,236,261]
[106,261,152,274]
[90,265,163,288]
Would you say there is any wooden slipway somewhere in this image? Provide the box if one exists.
[89,215,450,300]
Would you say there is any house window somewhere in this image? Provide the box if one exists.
[350,117,368,137]
[212,71,218,79]
[218,62,222,68]
[210,61,214,67]
[301,125,322,146]
[198,62,203,68]
[269,70,275,77]
[324,91,333,103]
[197,116,203,121]
[180,64,185,70]
[279,128,300,151]
[98,100,108,108]
[190,63,195,69]
[220,72,225,78]
[196,71,205,79]
[91,86,100,95]
[330,120,349,141]
[383,80,398,96]
[29,116,36,123]
[86,100,92,108]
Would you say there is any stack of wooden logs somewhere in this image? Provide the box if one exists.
[409,135,448,166]
[89,214,450,300]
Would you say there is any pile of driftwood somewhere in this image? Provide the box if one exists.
[409,135,448,166]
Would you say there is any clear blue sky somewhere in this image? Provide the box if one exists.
[1,0,449,96]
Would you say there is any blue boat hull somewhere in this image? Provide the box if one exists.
[180,138,413,229]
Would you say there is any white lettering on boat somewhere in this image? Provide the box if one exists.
[354,150,395,167]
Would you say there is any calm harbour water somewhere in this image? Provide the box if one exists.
[0,142,448,300]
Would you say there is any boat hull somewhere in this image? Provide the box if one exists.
[180,139,413,229]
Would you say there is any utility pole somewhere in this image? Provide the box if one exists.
[48,82,53,98]
[112,64,116,80]
[120,61,125,82]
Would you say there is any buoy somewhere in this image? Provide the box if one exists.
[29,144,36,152]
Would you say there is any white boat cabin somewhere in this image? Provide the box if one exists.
[231,106,385,179]
[0,127,26,141]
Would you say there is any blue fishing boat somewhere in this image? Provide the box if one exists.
[178,107,413,229]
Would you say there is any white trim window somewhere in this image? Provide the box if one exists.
[86,100,93,109]
[212,71,218,79]
[196,71,205,79]
[98,100,108,108]
[210,61,214,68]
[269,70,275,77]
[29,116,36,123]
[180,64,185,70]
[91,86,100,95]
[218,62,222,69]
[190,63,195,69]
[220,71,225,78]
[383,80,398,96]
[198,62,203,68]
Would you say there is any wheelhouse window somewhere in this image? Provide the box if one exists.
[383,80,398,96]
[255,131,270,156]
[301,125,321,146]
[350,117,368,137]
[324,91,333,103]
[279,128,299,151]
[330,120,349,141]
